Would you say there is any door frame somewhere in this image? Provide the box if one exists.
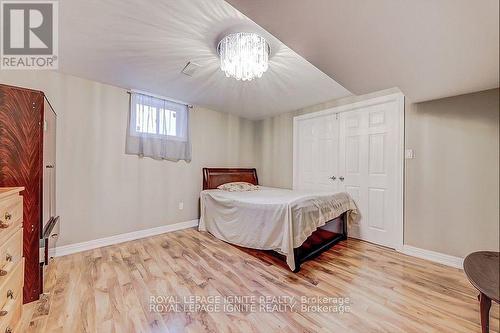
[293,92,405,250]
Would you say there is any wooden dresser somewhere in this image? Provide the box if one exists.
[1,84,58,303]
[0,188,24,333]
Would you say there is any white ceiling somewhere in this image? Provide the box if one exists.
[226,0,499,103]
[59,0,351,119]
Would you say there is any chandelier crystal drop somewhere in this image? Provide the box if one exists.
[217,32,270,81]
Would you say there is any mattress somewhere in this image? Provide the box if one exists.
[199,186,357,271]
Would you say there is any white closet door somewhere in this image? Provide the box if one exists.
[338,101,400,248]
[294,114,339,191]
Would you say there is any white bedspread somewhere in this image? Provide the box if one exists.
[199,186,358,271]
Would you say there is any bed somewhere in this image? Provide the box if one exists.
[199,168,358,272]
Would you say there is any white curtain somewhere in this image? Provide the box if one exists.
[126,93,191,161]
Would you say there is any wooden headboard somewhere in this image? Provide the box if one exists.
[202,168,258,190]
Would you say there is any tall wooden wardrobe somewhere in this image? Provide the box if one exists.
[0,84,58,303]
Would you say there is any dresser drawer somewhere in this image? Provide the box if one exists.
[0,197,22,243]
[0,260,23,333]
[0,297,21,333]
[0,259,23,312]
[0,232,22,291]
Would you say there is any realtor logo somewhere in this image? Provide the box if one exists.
[1,0,58,69]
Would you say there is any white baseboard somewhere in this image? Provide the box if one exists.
[399,245,464,269]
[54,219,199,257]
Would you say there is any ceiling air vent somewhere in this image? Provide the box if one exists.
[181,61,201,77]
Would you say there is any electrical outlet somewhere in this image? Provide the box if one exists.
[178,202,184,210]
[405,149,415,159]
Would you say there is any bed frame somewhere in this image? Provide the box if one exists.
[202,168,347,272]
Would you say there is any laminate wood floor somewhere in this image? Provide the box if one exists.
[20,228,499,333]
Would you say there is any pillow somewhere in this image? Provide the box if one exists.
[217,182,259,192]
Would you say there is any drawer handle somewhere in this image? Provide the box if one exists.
[0,269,7,276]
[0,221,9,229]
[4,213,12,221]
[0,291,15,319]
[5,253,12,262]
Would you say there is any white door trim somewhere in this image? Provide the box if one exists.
[293,91,404,250]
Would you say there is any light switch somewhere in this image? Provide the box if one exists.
[405,149,415,159]
[178,202,184,210]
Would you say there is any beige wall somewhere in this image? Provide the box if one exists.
[0,71,257,246]
[255,87,499,258]
[1,70,497,257]
[405,89,499,257]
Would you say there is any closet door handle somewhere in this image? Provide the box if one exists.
[339,176,345,181]
[329,176,336,180]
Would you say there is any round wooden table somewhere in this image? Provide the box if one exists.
[464,251,499,333]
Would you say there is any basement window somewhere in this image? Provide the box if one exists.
[134,104,177,137]
[126,92,191,162]
[129,93,187,140]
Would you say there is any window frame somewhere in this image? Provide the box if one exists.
[129,93,188,142]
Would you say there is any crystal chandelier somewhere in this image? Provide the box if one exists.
[217,32,270,81]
